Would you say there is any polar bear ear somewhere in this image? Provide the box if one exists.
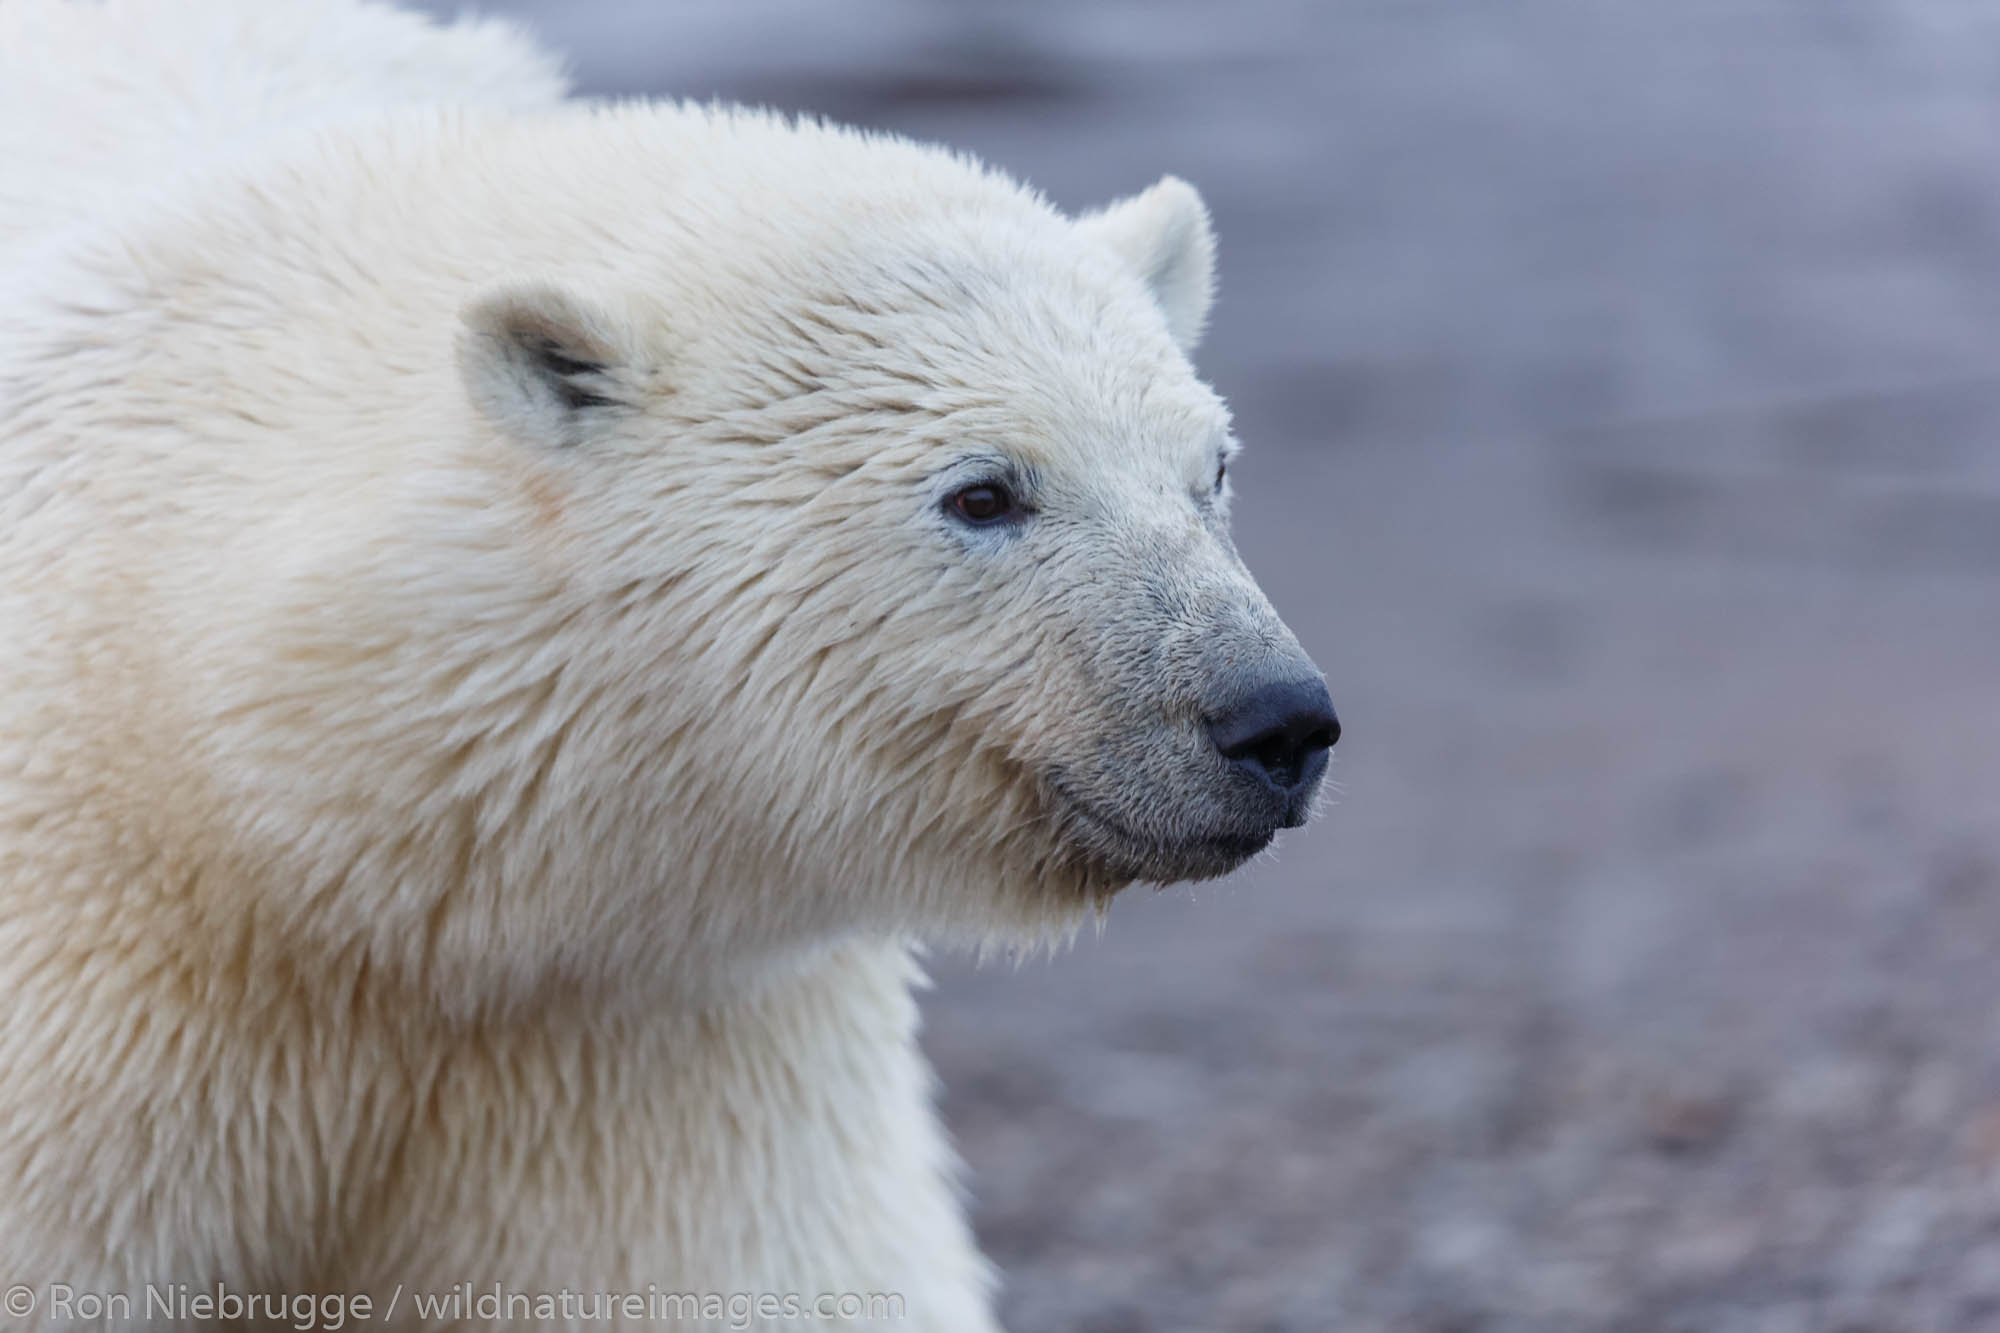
[1075,176,1217,352]
[457,284,639,448]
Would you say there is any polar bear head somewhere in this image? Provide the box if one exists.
[419,112,1334,974]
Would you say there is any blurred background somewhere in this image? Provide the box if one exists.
[415,4,2000,1328]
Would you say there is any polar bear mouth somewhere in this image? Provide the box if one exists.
[1044,776,1277,883]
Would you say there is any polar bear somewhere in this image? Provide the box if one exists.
[0,1,1338,1328]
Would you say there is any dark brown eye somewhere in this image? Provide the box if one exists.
[1214,459,1228,492]
[949,483,1015,524]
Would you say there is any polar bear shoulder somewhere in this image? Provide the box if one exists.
[0,0,566,261]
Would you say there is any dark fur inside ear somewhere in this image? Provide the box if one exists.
[525,336,618,411]
[458,285,634,446]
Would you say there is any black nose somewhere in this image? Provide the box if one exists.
[1206,677,1340,796]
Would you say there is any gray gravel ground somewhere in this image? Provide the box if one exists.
[429,4,2000,1327]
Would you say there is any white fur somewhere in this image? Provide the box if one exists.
[0,3,1279,1330]
[0,0,566,256]
[1076,176,1218,350]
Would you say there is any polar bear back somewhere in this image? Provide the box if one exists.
[0,0,566,264]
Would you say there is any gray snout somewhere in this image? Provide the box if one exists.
[1205,676,1338,822]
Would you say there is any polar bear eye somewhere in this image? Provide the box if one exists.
[947,483,1016,525]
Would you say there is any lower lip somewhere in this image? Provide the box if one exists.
[1049,778,1278,865]
[1200,828,1276,857]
